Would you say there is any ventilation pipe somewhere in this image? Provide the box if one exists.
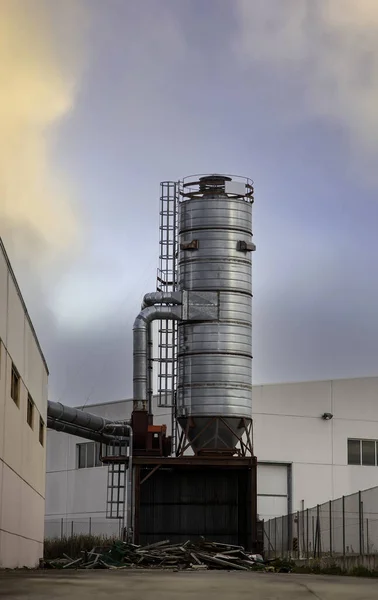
[47,401,131,438]
[47,417,125,444]
[133,299,182,411]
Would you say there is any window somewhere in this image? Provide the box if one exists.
[11,364,20,406]
[27,395,34,428]
[77,442,103,469]
[362,441,375,466]
[39,418,45,446]
[348,439,378,466]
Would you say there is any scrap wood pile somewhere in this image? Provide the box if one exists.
[43,538,290,572]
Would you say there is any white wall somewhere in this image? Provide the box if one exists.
[253,378,378,513]
[0,242,48,568]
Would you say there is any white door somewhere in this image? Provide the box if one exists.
[257,463,289,520]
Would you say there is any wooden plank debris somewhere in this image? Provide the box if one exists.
[42,539,279,572]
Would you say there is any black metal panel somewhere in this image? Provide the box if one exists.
[139,465,254,548]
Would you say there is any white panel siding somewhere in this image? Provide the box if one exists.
[0,240,48,568]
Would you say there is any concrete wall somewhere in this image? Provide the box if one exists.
[45,376,378,537]
[0,243,48,568]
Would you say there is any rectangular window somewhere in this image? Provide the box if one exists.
[11,364,20,406]
[86,442,95,468]
[347,439,378,466]
[362,440,376,466]
[77,442,103,469]
[27,395,34,428]
[39,418,45,446]
[348,439,361,465]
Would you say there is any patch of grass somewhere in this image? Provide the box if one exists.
[44,534,117,560]
[348,565,378,578]
[292,559,378,578]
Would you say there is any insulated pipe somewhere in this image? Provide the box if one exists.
[47,401,131,436]
[133,305,181,411]
[47,417,122,444]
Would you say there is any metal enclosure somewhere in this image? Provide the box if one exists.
[177,175,255,452]
[133,456,258,549]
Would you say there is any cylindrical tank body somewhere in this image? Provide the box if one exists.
[177,174,254,452]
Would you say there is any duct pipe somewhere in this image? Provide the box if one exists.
[47,417,124,444]
[47,401,131,436]
[140,292,182,413]
[141,291,182,309]
[133,305,181,411]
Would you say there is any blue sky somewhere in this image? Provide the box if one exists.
[1,0,378,405]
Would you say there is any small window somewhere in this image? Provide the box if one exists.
[39,418,45,446]
[348,439,361,465]
[362,440,376,466]
[27,395,34,428]
[77,442,104,468]
[11,364,20,406]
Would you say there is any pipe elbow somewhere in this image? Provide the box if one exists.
[141,291,182,309]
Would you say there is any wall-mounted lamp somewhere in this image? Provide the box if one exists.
[321,412,333,420]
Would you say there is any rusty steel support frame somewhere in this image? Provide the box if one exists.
[132,455,258,551]
[175,416,254,457]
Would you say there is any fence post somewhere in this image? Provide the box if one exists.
[60,517,64,539]
[315,504,321,558]
[71,520,74,538]
[296,511,300,557]
[329,500,332,556]
[306,509,309,558]
[342,496,346,556]
[281,515,284,556]
[359,492,363,556]
[274,517,277,558]
[268,519,271,558]
[366,519,369,556]
[89,516,92,536]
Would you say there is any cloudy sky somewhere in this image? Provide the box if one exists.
[1,0,378,406]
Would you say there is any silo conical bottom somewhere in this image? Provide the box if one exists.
[178,416,250,454]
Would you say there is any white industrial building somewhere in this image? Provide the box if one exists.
[0,239,49,568]
[45,375,378,537]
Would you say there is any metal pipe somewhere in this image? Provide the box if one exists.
[141,291,182,309]
[133,305,181,411]
[47,417,124,444]
[47,401,130,436]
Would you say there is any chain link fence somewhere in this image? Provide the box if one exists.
[45,517,123,540]
[264,486,378,558]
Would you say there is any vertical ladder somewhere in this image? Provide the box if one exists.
[105,443,127,535]
[156,181,179,452]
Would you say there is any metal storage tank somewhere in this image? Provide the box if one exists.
[176,174,255,453]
